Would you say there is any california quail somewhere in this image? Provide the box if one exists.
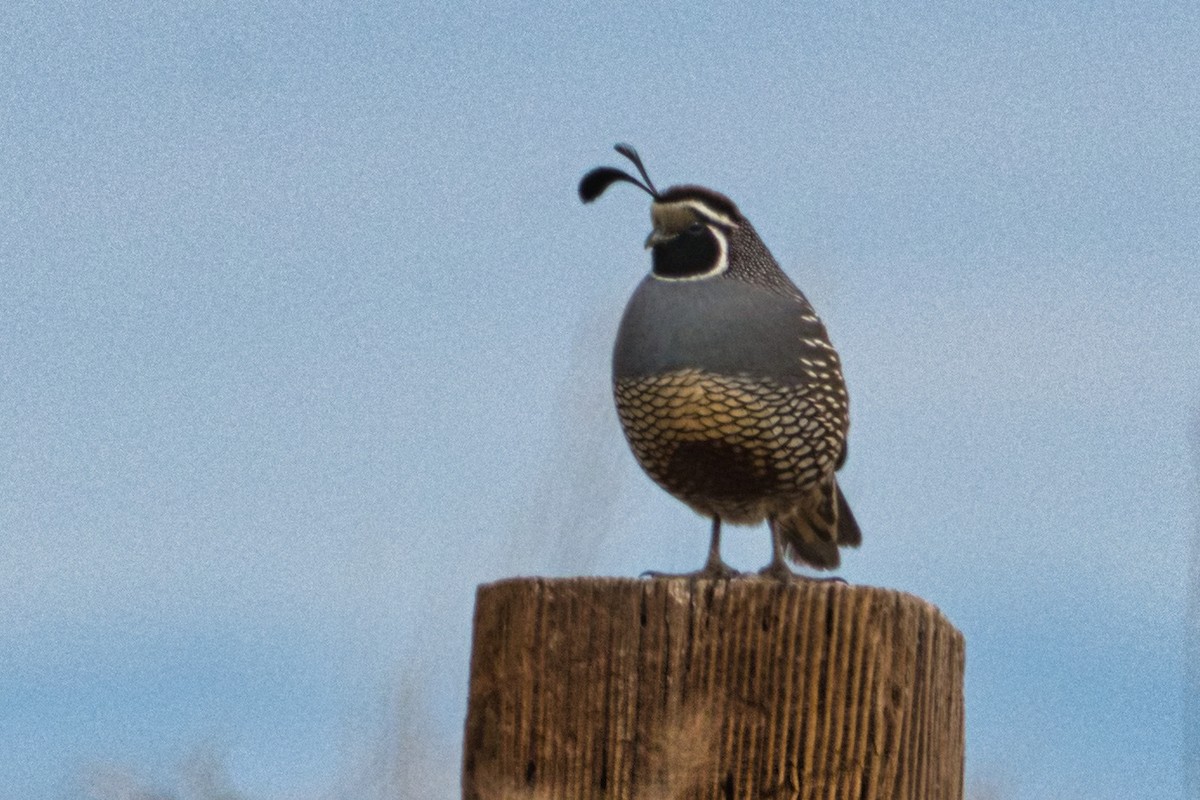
[580,144,860,579]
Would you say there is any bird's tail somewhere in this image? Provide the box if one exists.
[777,478,861,570]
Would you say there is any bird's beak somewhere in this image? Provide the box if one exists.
[644,229,673,249]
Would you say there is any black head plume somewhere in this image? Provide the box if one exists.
[579,143,660,203]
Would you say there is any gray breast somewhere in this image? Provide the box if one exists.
[612,276,826,384]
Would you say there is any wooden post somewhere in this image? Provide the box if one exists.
[462,577,964,800]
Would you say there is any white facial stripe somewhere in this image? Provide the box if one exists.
[651,200,740,230]
[679,200,739,228]
[652,225,729,282]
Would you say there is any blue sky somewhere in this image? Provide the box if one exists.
[2,2,1197,798]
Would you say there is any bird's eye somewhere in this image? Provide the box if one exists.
[687,222,704,235]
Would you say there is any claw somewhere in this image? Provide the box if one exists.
[756,561,798,582]
[641,563,744,581]
[755,562,846,583]
[640,515,743,580]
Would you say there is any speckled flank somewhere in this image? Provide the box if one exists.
[615,368,843,522]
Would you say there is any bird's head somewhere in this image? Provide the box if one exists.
[580,144,746,281]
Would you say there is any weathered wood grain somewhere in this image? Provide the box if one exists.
[462,578,964,800]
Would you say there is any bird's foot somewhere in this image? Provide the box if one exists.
[756,561,798,582]
[641,562,744,581]
[756,561,848,584]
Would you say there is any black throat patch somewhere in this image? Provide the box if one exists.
[652,226,722,279]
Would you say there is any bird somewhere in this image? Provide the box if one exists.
[579,144,860,579]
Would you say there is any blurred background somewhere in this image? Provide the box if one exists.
[1,2,1197,799]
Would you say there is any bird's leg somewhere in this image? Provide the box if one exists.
[699,516,740,578]
[642,516,742,580]
[757,517,848,583]
[757,517,798,581]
